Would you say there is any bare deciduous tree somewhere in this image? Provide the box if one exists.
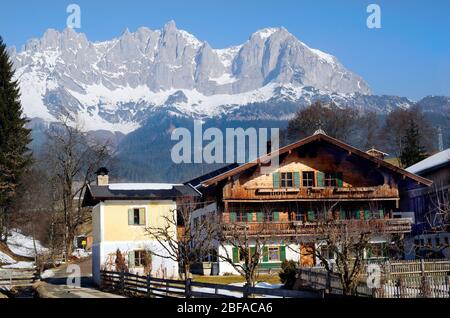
[216,204,278,287]
[145,198,217,280]
[44,118,111,259]
[291,202,391,295]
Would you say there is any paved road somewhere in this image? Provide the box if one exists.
[40,256,124,298]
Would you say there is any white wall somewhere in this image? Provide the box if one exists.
[217,239,300,276]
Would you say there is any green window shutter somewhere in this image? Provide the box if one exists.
[263,246,269,262]
[340,209,346,220]
[128,251,135,268]
[364,210,371,220]
[230,212,237,222]
[250,247,256,260]
[273,172,280,189]
[139,208,146,225]
[273,211,280,222]
[379,209,384,219]
[247,212,253,222]
[337,173,344,187]
[232,247,238,263]
[257,212,264,222]
[366,246,372,259]
[355,210,361,220]
[293,172,300,188]
[128,209,134,225]
[280,246,286,261]
[317,172,324,187]
[307,211,315,222]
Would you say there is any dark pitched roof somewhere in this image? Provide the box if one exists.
[199,133,433,187]
[185,163,240,188]
[82,184,199,207]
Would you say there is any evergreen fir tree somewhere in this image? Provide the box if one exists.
[0,36,32,241]
[399,119,427,168]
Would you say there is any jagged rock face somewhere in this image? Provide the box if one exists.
[11,21,374,133]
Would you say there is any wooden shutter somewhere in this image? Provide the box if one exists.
[364,210,371,220]
[139,208,146,225]
[128,209,134,225]
[232,247,238,263]
[128,251,135,268]
[337,172,344,187]
[293,172,300,188]
[263,246,269,262]
[340,209,346,220]
[273,211,280,222]
[273,172,280,189]
[247,212,253,222]
[379,209,384,219]
[317,171,324,187]
[250,247,256,261]
[256,212,264,222]
[355,210,361,220]
[229,212,237,222]
[307,211,315,222]
[280,246,286,261]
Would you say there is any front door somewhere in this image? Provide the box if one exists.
[300,244,315,267]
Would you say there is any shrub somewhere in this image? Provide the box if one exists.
[279,260,298,289]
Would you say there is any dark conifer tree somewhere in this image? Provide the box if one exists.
[399,119,427,168]
[0,36,32,241]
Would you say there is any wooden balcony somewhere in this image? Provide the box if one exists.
[223,184,399,202]
[221,218,411,238]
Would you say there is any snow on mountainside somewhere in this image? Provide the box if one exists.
[11,21,375,133]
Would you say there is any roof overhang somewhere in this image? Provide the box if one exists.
[201,133,433,187]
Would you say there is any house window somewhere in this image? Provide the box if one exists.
[264,212,274,222]
[435,237,440,246]
[445,237,449,245]
[281,172,294,188]
[302,171,315,187]
[236,212,247,222]
[135,250,145,267]
[324,172,343,187]
[268,247,280,261]
[324,173,337,187]
[128,250,146,268]
[128,208,145,225]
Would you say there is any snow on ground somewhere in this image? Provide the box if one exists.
[6,229,48,258]
[0,251,16,265]
[72,248,92,259]
[41,269,55,279]
[2,261,35,269]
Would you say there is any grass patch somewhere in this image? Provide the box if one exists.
[192,274,281,285]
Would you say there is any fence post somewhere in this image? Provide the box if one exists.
[185,278,192,298]
[420,259,425,276]
[243,283,251,298]
[120,270,125,295]
[146,275,151,298]
[325,271,331,294]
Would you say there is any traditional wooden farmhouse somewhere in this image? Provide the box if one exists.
[82,168,199,285]
[403,148,450,259]
[187,131,432,275]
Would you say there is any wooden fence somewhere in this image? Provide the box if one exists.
[100,270,322,298]
[298,260,450,298]
[0,269,38,288]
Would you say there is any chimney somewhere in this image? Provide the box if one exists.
[95,167,109,186]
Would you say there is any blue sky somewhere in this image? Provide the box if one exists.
[1,0,449,100]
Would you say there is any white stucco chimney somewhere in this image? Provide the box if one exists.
[95,167,109,186]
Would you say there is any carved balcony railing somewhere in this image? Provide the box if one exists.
[221,218,411,238]
[223,184,399,201]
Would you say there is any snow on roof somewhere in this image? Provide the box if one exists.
[406,148,450,174]
[108,183,181,191]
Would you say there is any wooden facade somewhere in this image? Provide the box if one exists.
[191,133,432,240]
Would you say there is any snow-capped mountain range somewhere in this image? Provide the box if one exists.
[11,21,405,133]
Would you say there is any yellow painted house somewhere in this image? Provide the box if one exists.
[83,168,199,285]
